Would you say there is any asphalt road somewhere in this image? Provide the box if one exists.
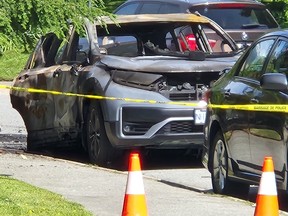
[0,82,287,216]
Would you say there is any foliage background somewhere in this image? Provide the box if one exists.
[0,0,122,54]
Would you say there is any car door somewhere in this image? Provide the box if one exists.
[11,33,62,133]
[224,38,276,173]
[249,38,288,181]
[49,29,90,132]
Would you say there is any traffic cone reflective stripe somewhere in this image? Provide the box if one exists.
[254,157,279,216]
[258,172,277,196]
[125,171,145,194]
[122,152,148,216]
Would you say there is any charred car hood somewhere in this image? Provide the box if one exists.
[100,55,240,73]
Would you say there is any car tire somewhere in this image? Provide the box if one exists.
[26,136,37,152]
[211,131,249,196]
[84,101,116,166]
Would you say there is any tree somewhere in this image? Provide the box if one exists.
[0,0,113,54]
[262,0,288,28]
[102,0,125,12]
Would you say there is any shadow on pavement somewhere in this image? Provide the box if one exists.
[28,148,203,170]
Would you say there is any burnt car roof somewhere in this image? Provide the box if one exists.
[94,14,215,39]
[98,13,211,25]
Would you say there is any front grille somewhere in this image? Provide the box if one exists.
[158,121,203,134]
[159,83,208,101]
[169,92,197,101]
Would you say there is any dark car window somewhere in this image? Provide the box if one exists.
[266,40,288,77]
[191,7,279,29]
[139,3,161,14]
[116,3,139,15]
[238,39,274,80]
[138,2,181,14]
[159,3,181,13]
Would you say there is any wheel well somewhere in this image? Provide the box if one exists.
[208,120,222,172]
[81,79,104,150]
[81,78,104,120]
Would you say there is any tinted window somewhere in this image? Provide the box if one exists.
[238,39,274,80]
[265,40,288,77]
[191,7,279,29]
[116,3,139,15]
[139,3,161,14]
[137,2,181,14]
[159,4,181,13]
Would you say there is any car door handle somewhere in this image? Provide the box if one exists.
[18,74,29,80]
[250,98,259,104]
[53,69,62,78]
[224,90,231,98]
[70,64,79,76]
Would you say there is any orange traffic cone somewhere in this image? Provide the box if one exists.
[122,152,148,216]
[254,156,279,216]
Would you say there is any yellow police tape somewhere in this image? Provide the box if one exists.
[1,84,287,113]
[209,104,288,113]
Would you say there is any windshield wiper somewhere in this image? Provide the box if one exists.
[241,23,268,29]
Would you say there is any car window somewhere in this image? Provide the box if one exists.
[192,7,279,29]
[95,15,238,58]
[99,36,138,57]
[173,24,233,52]
[265,40,288,77]
[139,3,161,14]
[115,3,139,15]
[159,3,181,13]
[203,27,233,52]
[138,2,181,14]
[25,33,62,69]
[238,39,275,80]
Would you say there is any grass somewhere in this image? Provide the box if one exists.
[0,176,93,216]
[0,51,29,81]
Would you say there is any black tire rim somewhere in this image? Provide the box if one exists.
[88,108,101,158]
[213,138,227,191]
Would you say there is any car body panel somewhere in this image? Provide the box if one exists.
[202,30,288,190]
[100,55,239,73]
[10,14,240,153]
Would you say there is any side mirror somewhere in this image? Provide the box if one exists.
[260,73,288,91]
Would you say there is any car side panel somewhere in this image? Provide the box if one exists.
[50,65,79,129]
[249,85,288,181]
[209,76,252,172]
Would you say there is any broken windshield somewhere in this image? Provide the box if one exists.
[93,15,238,58]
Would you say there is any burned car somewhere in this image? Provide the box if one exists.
[10,14,241,166]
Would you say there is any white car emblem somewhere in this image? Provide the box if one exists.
[242,32,248,41]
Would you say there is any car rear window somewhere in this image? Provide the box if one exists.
[116,3,139,15]
[190,5,279,29]
[139,3,181,14]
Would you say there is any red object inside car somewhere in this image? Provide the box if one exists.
[179,34,216,51]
